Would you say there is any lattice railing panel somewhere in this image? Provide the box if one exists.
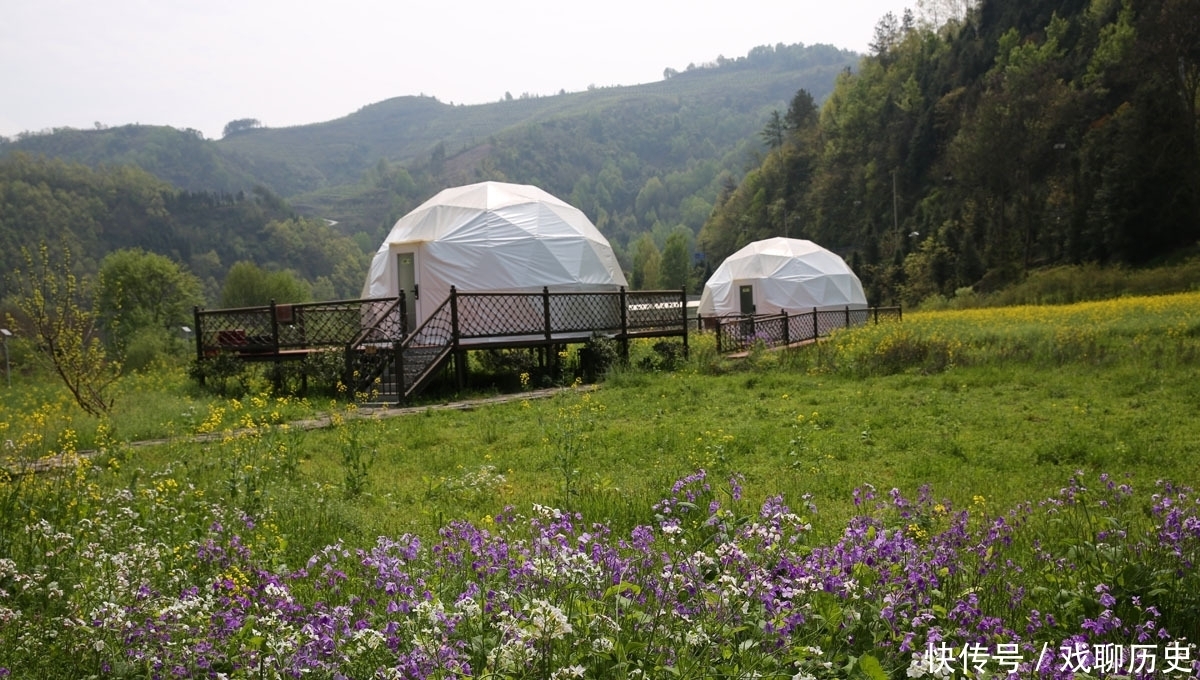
[788,314,818,345]
[872,307,903,323]
[395,297,456,397]
[197,297,405,356]
[815,309,848,337]
[626,291,686,331]
[197,307,275,352]
[347,347,395,395]
[405,298,454,349]
[456,294,545,338]
[715,314,787,352]
[299,303,384,347]
[548,293,624,334]
[715,315,753,353]
[450,290,684,339]
[713,307,899,353]
[349,298,407,346]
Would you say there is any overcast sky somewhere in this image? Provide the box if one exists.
[1,0,914,141]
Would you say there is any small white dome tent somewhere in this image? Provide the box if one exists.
[697,237,867,317]
[362,181,628,329]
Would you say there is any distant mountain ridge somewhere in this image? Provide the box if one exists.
[218,43,857,194]
[1,42,859,246]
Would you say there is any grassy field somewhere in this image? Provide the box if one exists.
[2,292,1199,678]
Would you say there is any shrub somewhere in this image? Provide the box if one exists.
[122,326,174,372]
[301,348,350,395]
[578,333,620,382]
[477,348,539,375]
[188,353,252,396]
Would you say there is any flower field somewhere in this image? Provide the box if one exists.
[2,293,1200,678]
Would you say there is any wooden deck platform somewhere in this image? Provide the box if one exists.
[194,288,690,402]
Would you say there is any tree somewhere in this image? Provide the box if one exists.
[634,177,668,222]
[222,118,262,138]
[96,248,204,354]
[784,89,819,132]
[220,261,311,307]
[429,141,447,177]
[630,234,662,290]
[760,110,786,150]
[1149,0,1200,157]
[916,0,975,30]
[870,12,902,57]
[260,217,368,298]
[948,17,1073,271]
[660,228,693,291]
[6,243,120,416]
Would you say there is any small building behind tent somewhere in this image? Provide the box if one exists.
[362,181,628,333]
[697,237,867,318]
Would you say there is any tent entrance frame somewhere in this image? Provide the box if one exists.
[737,283,756,315]
[737,282,756,337]
[395,249,418,325]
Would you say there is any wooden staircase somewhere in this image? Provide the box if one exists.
[348,294,457,403]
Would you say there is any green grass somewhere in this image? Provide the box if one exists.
[6,292,1191,569]
[6,295,1200,525]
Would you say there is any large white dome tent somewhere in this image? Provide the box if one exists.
[697,237,867,317]
[362,181,628,329]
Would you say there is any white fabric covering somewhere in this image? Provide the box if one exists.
[362,181,627,326]
[698,237,866,316]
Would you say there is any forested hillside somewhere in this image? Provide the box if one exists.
[1,125,260,194]
[701,0,1200,305]
[229,42,862,278]
[0,154,367,302]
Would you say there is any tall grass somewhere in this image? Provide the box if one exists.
[918,256,1200,310]
[822,292,1200,376]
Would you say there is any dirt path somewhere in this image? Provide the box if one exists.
[276,386,578,432]
[9,386,584,473]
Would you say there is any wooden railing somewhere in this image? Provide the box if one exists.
[194,296,407,362]
[194,288,690,402]
[704,306,902,354]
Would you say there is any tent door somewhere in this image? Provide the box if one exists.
[738,283,756,340]
[739,284,755,315]
[396,251,418,326]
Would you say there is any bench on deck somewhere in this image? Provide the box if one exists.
[212,328,322,362]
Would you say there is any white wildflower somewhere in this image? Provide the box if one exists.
[352,627,385,653]
[458,596,481,618]
[684,628,710,646]
[526,598,572,640]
